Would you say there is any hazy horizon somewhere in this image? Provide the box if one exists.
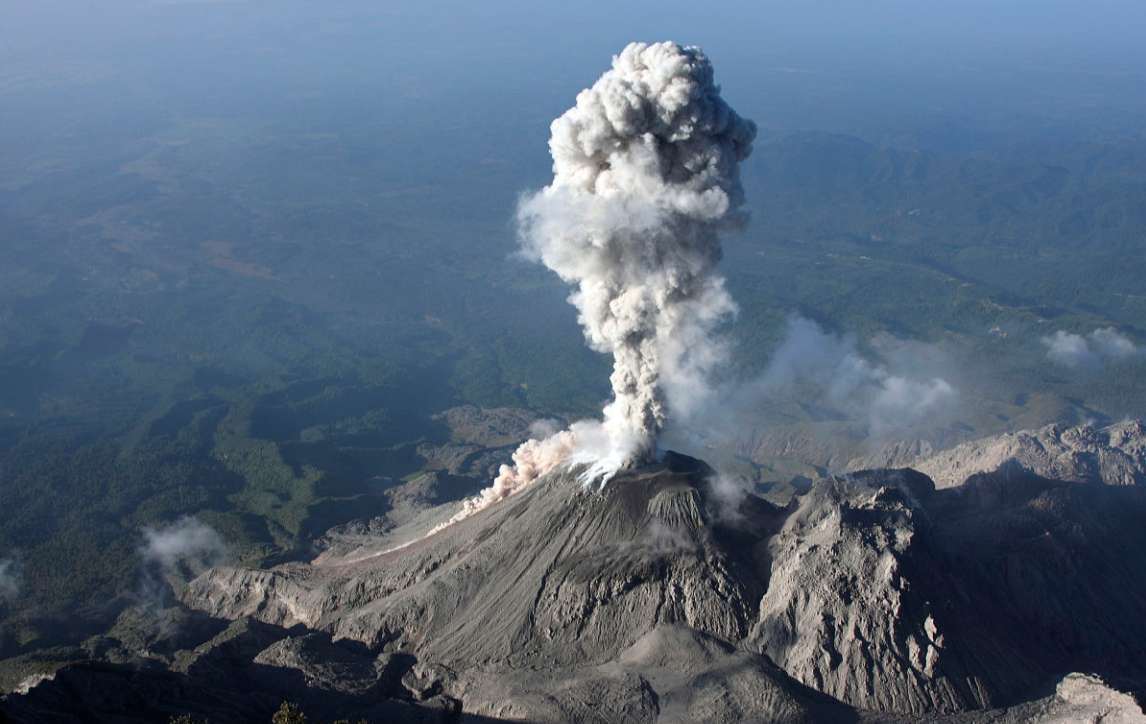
[4,0,1146,687]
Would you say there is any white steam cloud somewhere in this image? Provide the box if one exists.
[761,316,956,435]
[665,315,957,450]
[0,556,21,601]
[704,472,752,526]
[1043,328,1139,367]
[134,517,227,633]
[140,516,227,574]
[471,40,756,508]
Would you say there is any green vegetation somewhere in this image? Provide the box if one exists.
[268,701,366,724]
[168,702,367,724]
[0,93,610,666]
[3,55,1146,680]
[271,702,308,724]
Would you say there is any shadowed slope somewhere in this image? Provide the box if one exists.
[179,448,1146,722]
[187,452,783,669]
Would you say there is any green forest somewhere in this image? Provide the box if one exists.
[4,51,1146,690]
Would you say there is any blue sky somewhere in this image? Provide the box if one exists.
[2,0,1144,149]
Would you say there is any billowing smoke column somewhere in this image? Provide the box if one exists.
[443,41,755,528]
[521,40,756,459]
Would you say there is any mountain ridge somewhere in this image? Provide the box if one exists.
[7,433,1146,722]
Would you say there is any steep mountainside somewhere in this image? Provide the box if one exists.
[7,440,1146,723]
[754,465,1146,713]
[908,420,1146,488]
[177,446,1146,722]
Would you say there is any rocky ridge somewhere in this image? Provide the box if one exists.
[906,419,1146,488]
[188,454,784,675]
[7,422,1146,723]
[177,444,1146,722]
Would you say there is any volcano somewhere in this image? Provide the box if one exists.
[8,431,1146,723]
[183,452,813,722]
[171,439,1146,723]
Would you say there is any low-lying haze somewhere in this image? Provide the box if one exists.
[3,0,1146,694]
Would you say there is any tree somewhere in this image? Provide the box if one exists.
[272,702,310,724]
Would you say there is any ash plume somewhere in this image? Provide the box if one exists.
[477,41,756,506]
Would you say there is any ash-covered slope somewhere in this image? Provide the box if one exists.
[10,442,1146,723]
[175,445,1146,722]
[753,471,1021,714]
[909,419,1146,489]
[188,453,780,669]
[757,462,1146,715]
[184,453,853,723]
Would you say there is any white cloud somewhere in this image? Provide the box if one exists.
[663,314,958,452]
[759,315,957,435]
[1089,327,1137,360]
[0,556,21,600]
[140,516,227,572]
[1043,327,1138,367]
[870,376,956,437]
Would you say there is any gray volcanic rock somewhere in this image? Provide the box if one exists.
[452,625,856,724]
[926,464,1146,683]
[171,448,1146,723]
[754,463,1146,715]
[909,419,1146,489]
[1,617,460,724]
[754,470,1038,714]
[184,453,848,723]
[846,437,937,472]
[252,633,383,696]
[1044,674,1146,724]
[10,444,1146,723]
[755,474,962,713]
[189,453,782,668]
